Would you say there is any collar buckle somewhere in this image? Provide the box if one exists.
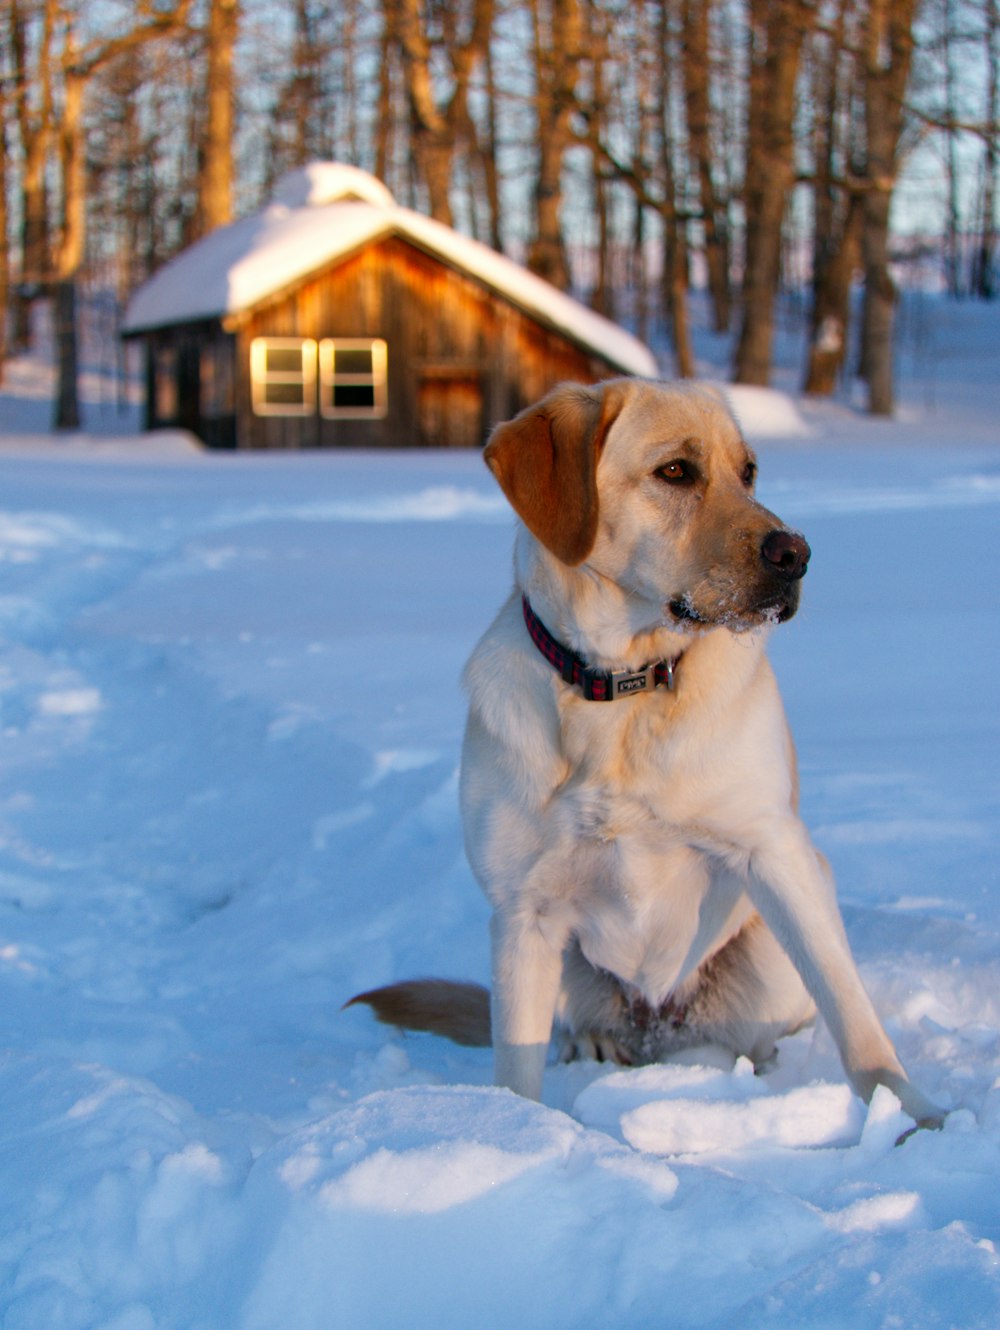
[609,664,658,699]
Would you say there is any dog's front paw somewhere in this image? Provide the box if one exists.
[895,1111,947,1146]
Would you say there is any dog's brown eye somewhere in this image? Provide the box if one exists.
[656,460,694,485]
[742,461,757,488]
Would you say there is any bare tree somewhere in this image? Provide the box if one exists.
[860,0,918,415]
[8,0,57,350]
[581,0,613,315]
[0,42,9,382]
[658,0,695,375]
[49,0,191,429]
[527,0,582,288]
[803,0,863,395]
[194,0,238,236]
[734,0,817,385]
[681,0,731,331]
[971,0,998,297]
[388,0,495,226]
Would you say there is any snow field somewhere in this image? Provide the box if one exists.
[0,306,999,1326]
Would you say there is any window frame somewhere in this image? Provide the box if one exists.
[318,337,388,420]
[250,336,318,417]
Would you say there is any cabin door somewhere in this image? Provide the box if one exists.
[417,370,484,448]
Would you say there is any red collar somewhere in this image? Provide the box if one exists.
[521,596,680,702]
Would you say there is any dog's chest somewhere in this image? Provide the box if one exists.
[552,706,730,992]
[557,694,694,834]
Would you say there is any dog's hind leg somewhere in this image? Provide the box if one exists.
[672,915,816,1069]
[557,922,815,1072]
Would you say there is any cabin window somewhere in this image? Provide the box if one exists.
[318,338,388,419]
[250,337,317,415]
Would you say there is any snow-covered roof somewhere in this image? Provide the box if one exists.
[122,164,658,379]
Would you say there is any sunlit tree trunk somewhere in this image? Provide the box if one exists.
[53,39,85,431]
[734,0,815,386]
[659,0,694,376]
[195,0,238,236]
[50,1,192,428]
[527,0,581,289]
[682,0,730,332]
[393,0,454,223]
[389,0,494,228]
[0,68,9,383]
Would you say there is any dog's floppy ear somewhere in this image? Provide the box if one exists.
[483,381,624,566]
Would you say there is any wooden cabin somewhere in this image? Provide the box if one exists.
[122,163,658,450]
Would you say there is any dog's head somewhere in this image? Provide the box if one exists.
[484,379,810,632]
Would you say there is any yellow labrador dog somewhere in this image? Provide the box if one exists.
[353,379,941,1128]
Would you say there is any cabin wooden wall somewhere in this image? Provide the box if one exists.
[230,235,622,450]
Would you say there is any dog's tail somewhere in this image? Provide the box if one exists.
[345,979,492,1047]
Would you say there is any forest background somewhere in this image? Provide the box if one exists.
[0,0,997,432]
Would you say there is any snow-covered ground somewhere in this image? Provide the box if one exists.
[0,297,998,1328]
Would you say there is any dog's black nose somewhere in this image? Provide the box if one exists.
[761,529,810,580]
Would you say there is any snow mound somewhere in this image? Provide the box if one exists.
[721,382,814,439]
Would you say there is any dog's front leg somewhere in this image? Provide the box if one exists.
[747,817,943,1127]
[489,906,568,1100]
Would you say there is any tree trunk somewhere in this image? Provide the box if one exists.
[0,73,9,384]
[803,0,860,397]
[389,0,494,228]
[53,52,86,432]
[734,0,815,386]
[52,279,81,430]
[804,191,862,395]
[860,0,916,416]
[480,37,504,253]
[972,0,998,298]
[681,0,730,332]
[374,11,396,185]
[196,0,239,236]
[659,0,694,376]
[527,0,581,290]
[10,0,57,351]
[942,0,962,296]
[394,0,453,223]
